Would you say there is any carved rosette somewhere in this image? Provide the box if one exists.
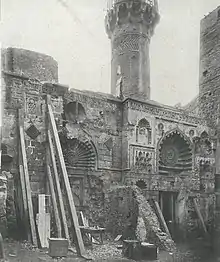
[158,129,193,175]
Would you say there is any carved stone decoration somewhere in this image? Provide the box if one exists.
[60,136,96,170]
[134,150,152,173]
[158,129,193,175]
[161,145,178,167]
[26,97,38,114]
[194,131,212,157]
[127,100,205,125]
[104,137,113,151]
[25,124,41,140]
[189,129,195,137]
[51,97,63,115]
[193,131,214,173]
[158,123,164,136]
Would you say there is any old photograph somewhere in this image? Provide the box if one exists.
[1,0,220,261]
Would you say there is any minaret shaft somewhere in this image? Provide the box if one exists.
[105,0,160,100]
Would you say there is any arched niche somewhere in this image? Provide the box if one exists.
[136,118,152,144]
[60,138,96,170]
[157,129,192,175]
[64,101,86,123]
[136,179,147,190]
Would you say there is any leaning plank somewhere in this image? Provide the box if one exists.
[47,165,62,238]
[19,164,31,242]
[153,200,172,239]
[18,110,38,246]
[193,198,208,235]
[37,195,51,248]
[48,130,69,240]
[47,103,86,257]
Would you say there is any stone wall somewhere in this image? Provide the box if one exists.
[199,6,220,127]
[2,48,58,82]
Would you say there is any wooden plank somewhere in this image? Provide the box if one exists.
[19,164,31,241]
[48,130,69,240]
[153,200,172,239]
[79,211,98,244]
[39,194,46,214]
[37,213,50,248]
[193,198,208,235]
[47,102,86,257]
[37,195,51,248]
[47,164,62,238]
[18,109,38,246]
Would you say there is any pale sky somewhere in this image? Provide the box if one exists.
[1,0,220,106]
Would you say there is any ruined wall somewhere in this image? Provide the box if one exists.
[121,98,215,237]
[1,47,125,237]
[62,89,122,170]
[105,186,175,251]
[2,48,58,82]
[198,6,220,248]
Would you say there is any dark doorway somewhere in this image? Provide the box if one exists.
[159,191,177,237]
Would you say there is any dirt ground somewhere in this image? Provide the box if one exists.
[1,240,175,262]
[1,239,219,262]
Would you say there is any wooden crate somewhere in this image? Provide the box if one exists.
[48,238,69,257]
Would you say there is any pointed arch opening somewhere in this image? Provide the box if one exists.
[158,129,193,175]
[136,118,152,144]
[60,138,96,170]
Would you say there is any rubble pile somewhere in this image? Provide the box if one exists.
[133,187,176,252]
[105,186,176,252]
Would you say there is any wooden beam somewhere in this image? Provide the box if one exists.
[47,164,62,238]
[193,198,208,235]
[48,130,69,240]
[153,200,172,239]
[19,164,31,241]
[47,102,86,257]
[18,109,38,246]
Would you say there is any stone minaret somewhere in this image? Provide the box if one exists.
[105,0,160,100]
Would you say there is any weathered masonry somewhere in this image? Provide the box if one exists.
[1,0,220,252]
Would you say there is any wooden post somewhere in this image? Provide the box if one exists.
[193,198,208,235]
[0,233,5,259]
[37,194,51,248]
[18,109,38,246]
[47,101,86,257]
[48,130,69,240]
[19,164,31,242]
[47,164,62,238]
[154,200,172,239]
